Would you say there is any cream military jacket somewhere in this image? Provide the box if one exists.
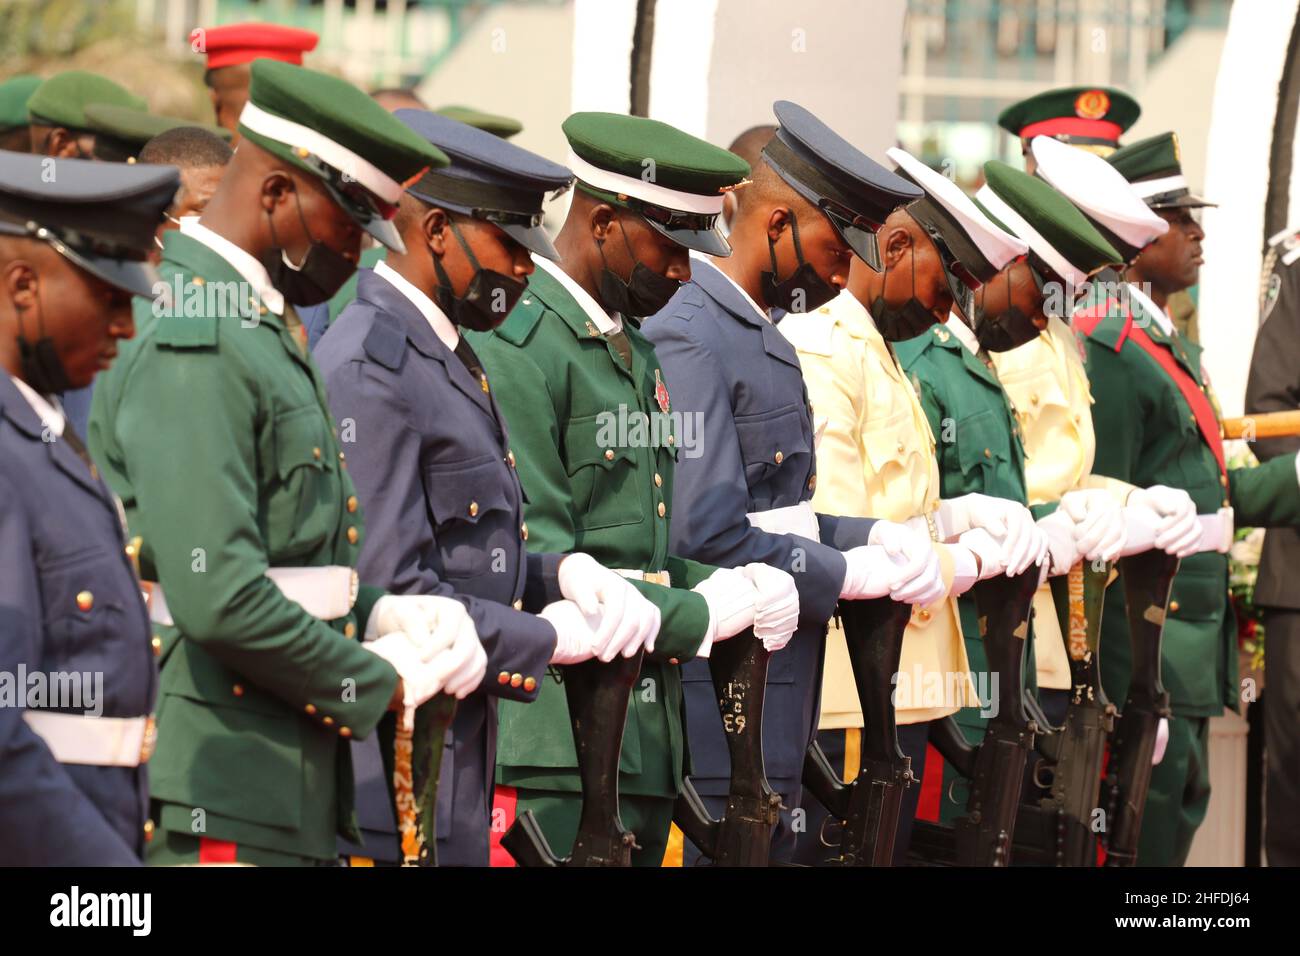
[781,290,978,726]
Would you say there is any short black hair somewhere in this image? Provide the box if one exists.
[138,126,233,168]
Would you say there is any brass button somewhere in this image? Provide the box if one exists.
[916,608,931,623]
[808,475,817,491]
[983,448,992,459]
[143,819,155,841]
[1031,393,1040,405]
[507,451,516,468]
[124,541,137,560]
[1190,413,1197,423]
[774,451,784,464]
[468,501,479,517]
[654,473,663,487]
[1169,601,1180,613]
[666,434,675,446]
[151,635,162,656]
[232,684,244,697]
[339,726,352,738]
[323,715,335,726]
[305,703,317,715]
[521,522,529,541]
[657,502,666,518]
[669,658,680,665]
[347,526,359,544]
[344,621,356,638]
[312,446,322,460]
[523,677,537,692]
[338,451,346,462]
[498,671,510,685]
[513,599,523,611]
[76,590,94,612]
[604,448,616,461]
[191,276,204,287]
[896,442,905,454]
[1219,475,1228,487]
[347,495,358,513]
[510,673,523,688]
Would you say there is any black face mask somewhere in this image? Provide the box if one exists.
[760,211,839,314]
[596,219,680,318]
[973,268,1043,352]
[259,186,355,306]
[17,298,72,395]
[431,219,528,332]
[869,245,940,342]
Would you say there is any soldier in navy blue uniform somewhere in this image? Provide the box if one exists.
[0,151,177,864]
[642,102,949,862]
[316,111,660,866]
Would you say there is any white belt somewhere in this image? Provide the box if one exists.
[1196,507,1234,554]
[746,500,821,542]
[146,565,359,627]
[614,569,672,587]
[24,712,156,767]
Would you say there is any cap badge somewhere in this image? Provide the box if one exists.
[1074,90,1111,120]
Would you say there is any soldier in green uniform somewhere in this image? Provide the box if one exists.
[24,71,145,159]
[88,60,487,867]
[470,113,800,866]
[0,75,40,152]
[1062,131,1300,864]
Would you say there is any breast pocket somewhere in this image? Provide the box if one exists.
[562,413,643,531]
[1002,364,1072,433]
[733,406,812,495]
[423,455,517,580]
[862,412,926,484]
[955,408,1011,481]
[40,544,133,672]
[269,405,338,556]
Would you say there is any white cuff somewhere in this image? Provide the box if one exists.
[948,546,979,596]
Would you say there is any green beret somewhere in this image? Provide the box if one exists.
[997,86,1139,150]
[84,103,232,162]
[434,105,523,139]
[27,71,145,129]
[976,160,1122,287]
[0,75,41,131]
[1106,131,1214,209]
[562,111,749,199]
[238,60,448,250]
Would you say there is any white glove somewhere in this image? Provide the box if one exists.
[1124,485,1200,557]
[1036,510,1079,584]
[947,544,980,596]
[364,593,469,657]
[942,494,1045,575]
[364,614,486,728]
[740,563,800,652]
[557,553,660,660]
[1060,489,1127,562]
[957,527,1005,581]
[1152,717,1170,765]
[844,524,945,606]
[692,568,759,643]
[839,545,895,601]
[427,613,487,700]
[538,600,601,665]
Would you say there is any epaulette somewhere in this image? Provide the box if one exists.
[493,291,547,346]
[666,280,707,322]
[1267,223,1300,266]
[777,308,836,357]
[1072,298,1131,352]
[153,312,219,349]
[361,315,406,371]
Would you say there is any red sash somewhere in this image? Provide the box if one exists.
[1127,325,1227,480]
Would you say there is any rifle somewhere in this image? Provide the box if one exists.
[910,567,1041,866]
[673,633,782,866]
[392,694,458,866]
[1103,549,1178,866]
[500,652,643,866]
[801,596,915,865]
[1012,561,1114,866]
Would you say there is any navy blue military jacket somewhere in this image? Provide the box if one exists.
[0,373,156,865]
[642,260,876,789]
[316,267,559,863]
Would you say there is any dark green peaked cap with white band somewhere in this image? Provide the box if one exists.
[1106,131,1214,209]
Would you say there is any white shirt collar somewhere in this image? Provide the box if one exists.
[373,259,459,351]
[1125,281,1174,336]
[10,375,65,436]
[182,218,285,316]
[947,311,981,353]
[533,254,622,333]
[693,252,770,323]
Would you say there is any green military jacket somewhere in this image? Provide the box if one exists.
[1078,288,1300,716]
[469,264,714,799]
[88,230,396,860]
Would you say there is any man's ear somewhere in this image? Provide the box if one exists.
[590,202,615,242]
[765,205,792,243]
[883,226,912,267]
[423,207,449,256]
[3,260,40,313]
[260,170,294,214]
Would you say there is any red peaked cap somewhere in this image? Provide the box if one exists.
[193,23,319,70]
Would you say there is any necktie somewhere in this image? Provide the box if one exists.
[452,335,490,393]
[607,329,633,369]
[282,302,308,356]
